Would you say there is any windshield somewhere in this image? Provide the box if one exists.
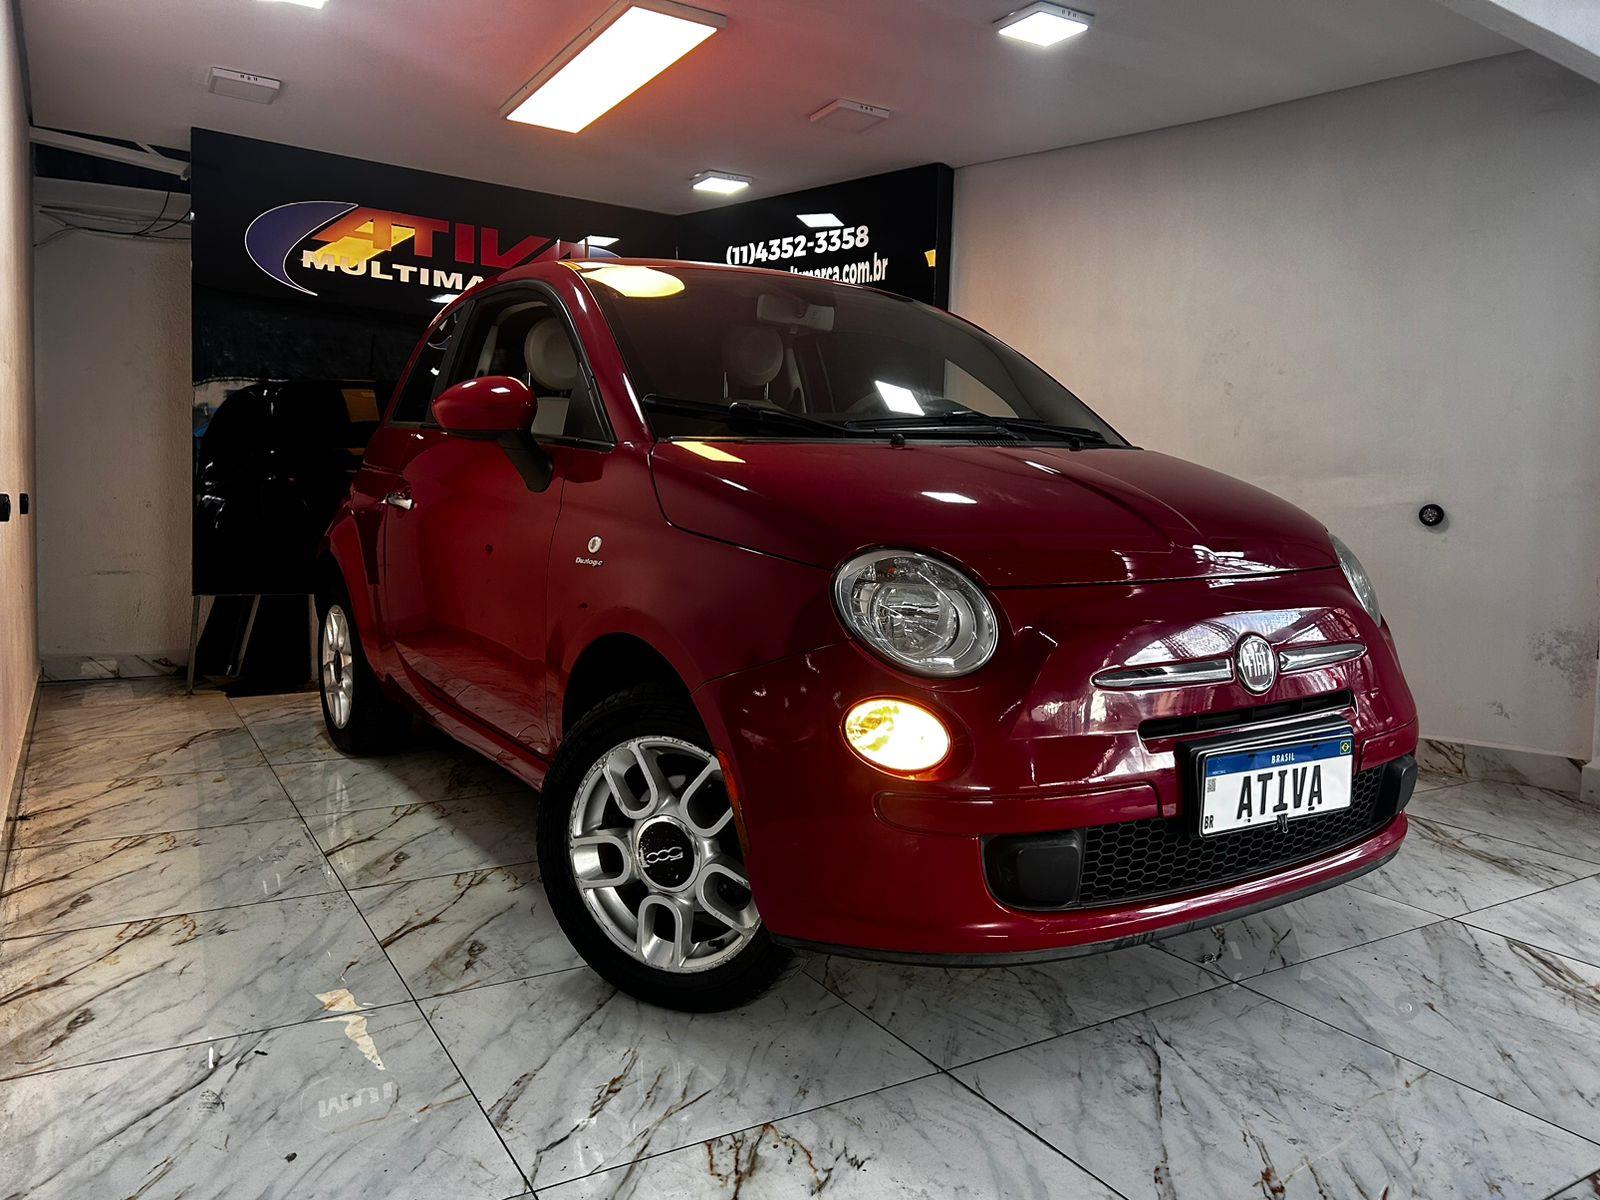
[575,263,1127,445]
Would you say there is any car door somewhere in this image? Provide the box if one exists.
[381,285,607,756]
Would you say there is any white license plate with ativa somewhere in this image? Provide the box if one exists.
[1198,728,1354,837]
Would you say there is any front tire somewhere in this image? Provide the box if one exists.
[316,587,412,756]
[538,687,789,1011]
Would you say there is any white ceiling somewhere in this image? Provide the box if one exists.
[21,0,1513,214]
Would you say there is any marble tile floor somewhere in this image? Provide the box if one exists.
[2,680,1599,1198]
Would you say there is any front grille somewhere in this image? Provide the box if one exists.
[1139,690,1353,742]
[1075,765,1386,907]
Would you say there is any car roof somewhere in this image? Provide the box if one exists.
[482,256,905,301]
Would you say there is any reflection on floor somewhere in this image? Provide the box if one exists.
[3,679,1600,1198]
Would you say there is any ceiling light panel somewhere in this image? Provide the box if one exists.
[207,67,283,104]
[995,3,1093,47]
[504,1,725,134]
[690,171,750,195]
[808,98,892,133]
[797,213,842,229]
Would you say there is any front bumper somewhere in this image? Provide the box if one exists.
[694,573,1418,961]
[777,818,1405,966]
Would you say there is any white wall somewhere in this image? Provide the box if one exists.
[952,51,1600,760]
[33,230,192,668]
[0,0,37,806]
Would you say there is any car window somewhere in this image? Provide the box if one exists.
[789,330,1023,420]
[389,309,458,425]
[441,291,607,443]
[578,264,1124,445]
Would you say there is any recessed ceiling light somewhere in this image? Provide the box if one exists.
[690,170,750,195]
[797,213,842,229]
[258,0,328,8]
[995,2,1093,47]
[503,1,725,134]
[583,235,620,247]
[431,293,460,304]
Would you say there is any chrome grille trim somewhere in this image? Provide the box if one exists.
[1278,642,1365,673]
[1093,658,1233,690]
[1095,641,1366,691]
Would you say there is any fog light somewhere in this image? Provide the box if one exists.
[843,699,951,774]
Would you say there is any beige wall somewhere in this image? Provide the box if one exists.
[0,0,37,803]
[33,231,191,666]
[952,52,1600,760]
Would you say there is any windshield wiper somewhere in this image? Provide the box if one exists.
[849,410,1116,447]
[643,395,849,438]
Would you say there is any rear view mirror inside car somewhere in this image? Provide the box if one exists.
[757,292,835,331]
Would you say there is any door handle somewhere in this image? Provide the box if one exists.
[384,491,414,511]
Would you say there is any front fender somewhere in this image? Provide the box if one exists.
[543,445,841,743]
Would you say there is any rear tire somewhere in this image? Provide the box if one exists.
[316,584,412,756]
[538,687,790,1011]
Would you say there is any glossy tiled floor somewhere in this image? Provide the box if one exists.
[4,681,1600,1199]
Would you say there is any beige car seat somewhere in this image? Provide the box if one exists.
[524,318,578,437]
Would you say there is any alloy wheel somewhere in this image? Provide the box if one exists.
[320,604,355,729]
[569,736,760,973]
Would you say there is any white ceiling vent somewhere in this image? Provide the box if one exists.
[809,98,892,133]
[207,67,283,104]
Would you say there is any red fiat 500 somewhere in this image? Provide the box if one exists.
[318,260,1417,1010]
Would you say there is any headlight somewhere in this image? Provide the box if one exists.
[1330,534,1381,624]
[833,549,999,677]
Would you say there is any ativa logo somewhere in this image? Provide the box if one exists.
[244,200,608,298]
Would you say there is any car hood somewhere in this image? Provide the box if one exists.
[648,441,1337,587]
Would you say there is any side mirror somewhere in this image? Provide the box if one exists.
[433,375,536,437]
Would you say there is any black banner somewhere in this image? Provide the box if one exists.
[675,163,953,308]
[191,129,677,322]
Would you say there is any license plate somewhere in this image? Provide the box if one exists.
[1197,728,1354,837]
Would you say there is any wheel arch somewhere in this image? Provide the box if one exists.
[559,632,698,741]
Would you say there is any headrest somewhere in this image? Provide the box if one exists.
[722,326,784,388]
[525,319,579,392]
